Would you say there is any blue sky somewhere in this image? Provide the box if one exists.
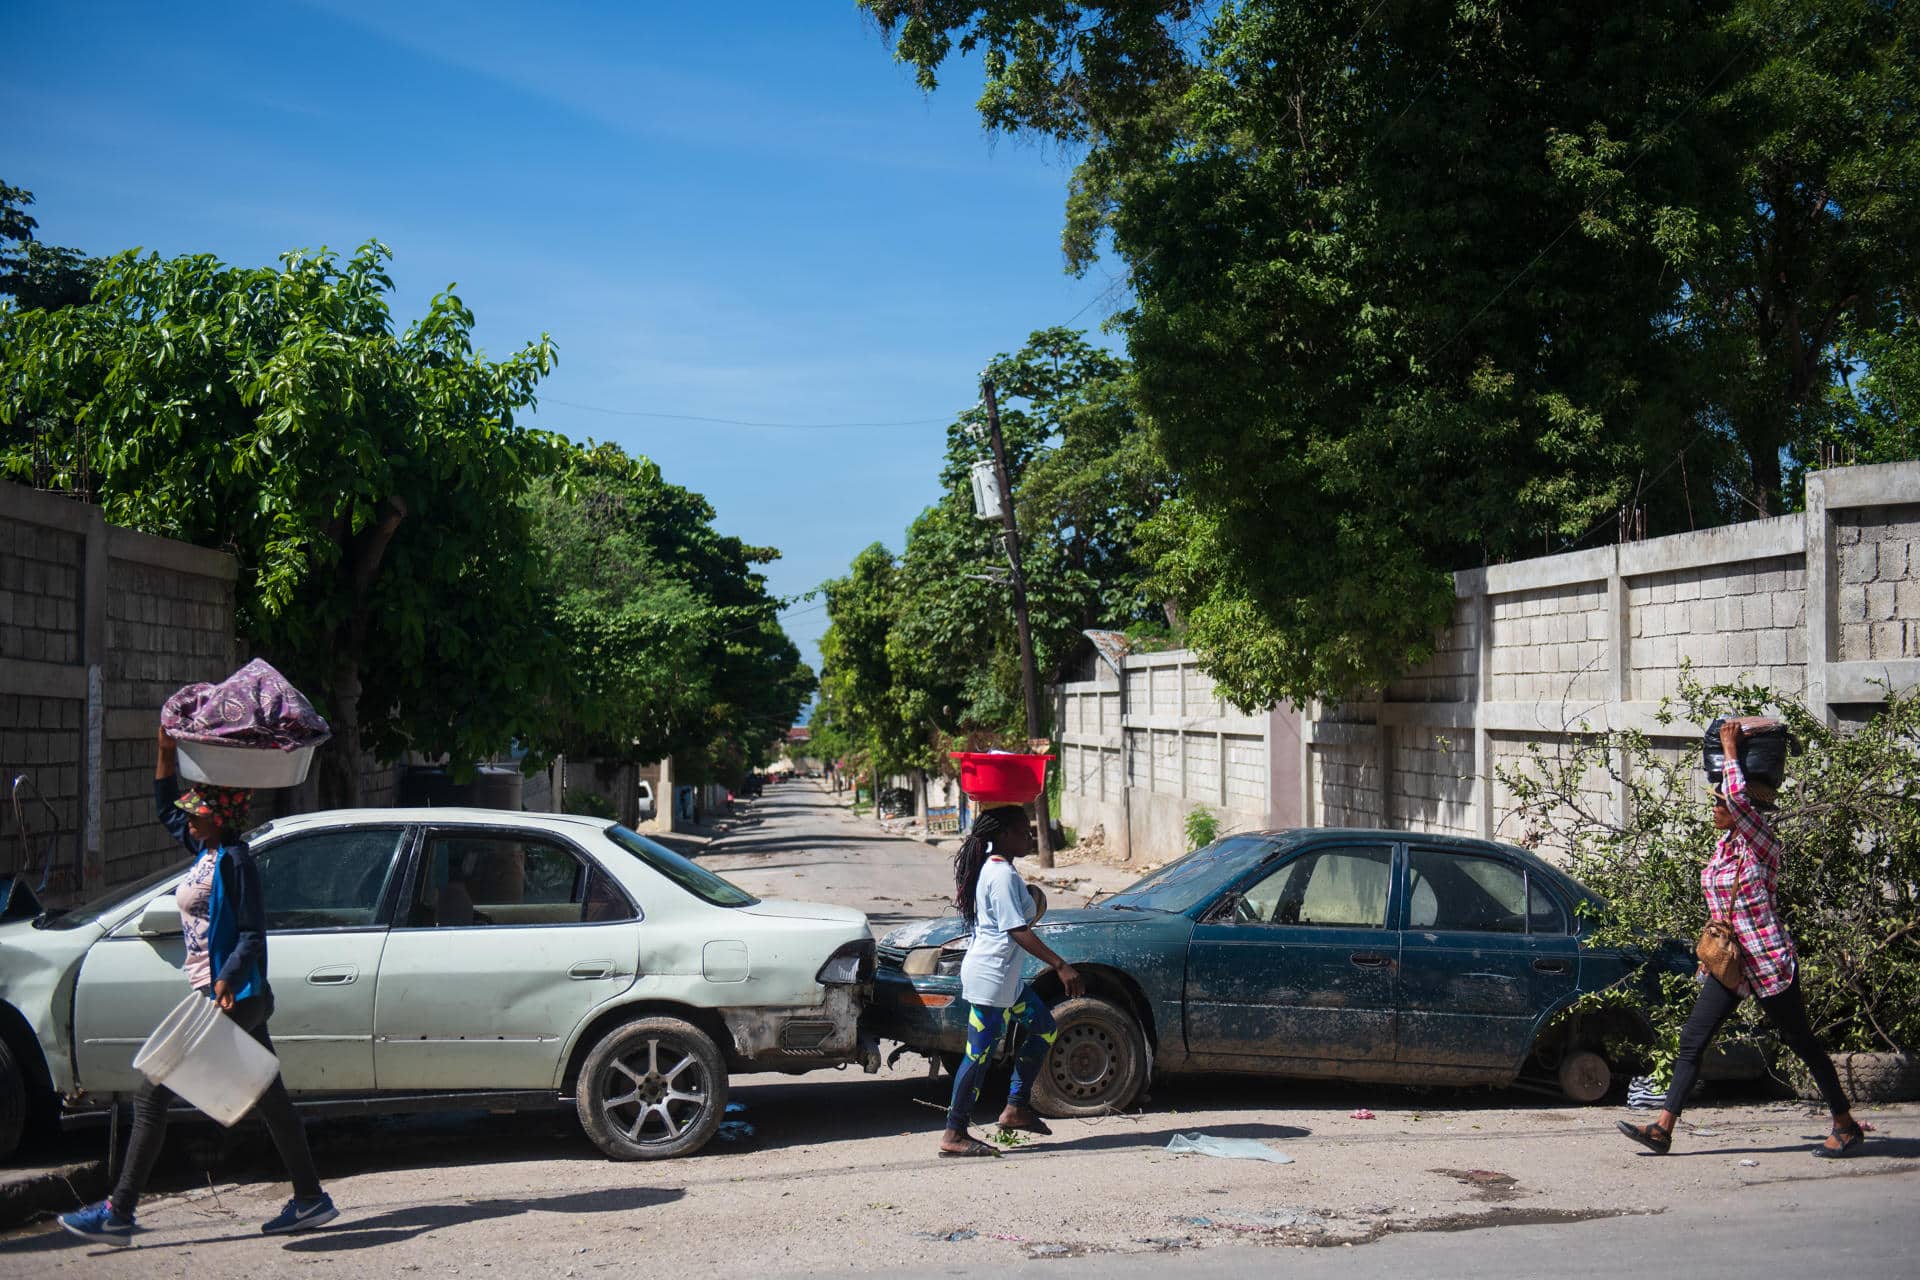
[5,0,1126,678]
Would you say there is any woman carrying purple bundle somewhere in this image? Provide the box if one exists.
[57,727,337,1245]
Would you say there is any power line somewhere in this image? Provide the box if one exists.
[538,396,950,431]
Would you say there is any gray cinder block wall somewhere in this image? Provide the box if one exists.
[1052,461,1918,864]
[1,481,239,899]
[1304,460,1918,851]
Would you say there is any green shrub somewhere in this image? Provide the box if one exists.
[1501,670,1920,1083]
[1184,806,1220,851]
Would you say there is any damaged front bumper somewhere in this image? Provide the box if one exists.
[859,968,968,1057]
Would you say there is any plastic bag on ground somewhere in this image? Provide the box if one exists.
[1165,1133,1295,1163]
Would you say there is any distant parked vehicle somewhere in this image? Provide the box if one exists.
[0,809,874,1163]
[635,779,656,822]
[864,829,1705,1115]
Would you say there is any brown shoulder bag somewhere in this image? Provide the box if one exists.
[1696,858,1747,989]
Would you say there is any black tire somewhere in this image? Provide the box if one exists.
[1030,996,1148,1118]
[575,1017,728,1160]
[0,1038,24,1163]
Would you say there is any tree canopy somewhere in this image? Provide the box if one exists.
[2,212,808,799]
[525,441,815,781]
[815,328,1171,773]
[861,0,1920,708]
[2,239,565,802]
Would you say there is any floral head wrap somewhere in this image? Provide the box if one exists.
[174,784,252,831]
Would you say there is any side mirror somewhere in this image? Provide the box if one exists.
[138,895,183,937]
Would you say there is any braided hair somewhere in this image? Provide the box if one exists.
[953,805,1028,927]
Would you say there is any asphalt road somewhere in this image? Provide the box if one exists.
[2,781,1914,1277]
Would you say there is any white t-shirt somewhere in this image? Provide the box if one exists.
[960,856,1033,1008]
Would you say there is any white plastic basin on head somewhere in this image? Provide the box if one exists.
[176,741,316,788]
[131,992,280,1127]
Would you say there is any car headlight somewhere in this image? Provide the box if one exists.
[903,943,968,977]
[815,938,876,985]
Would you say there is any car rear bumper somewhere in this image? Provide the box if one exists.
[721,983,876,1068]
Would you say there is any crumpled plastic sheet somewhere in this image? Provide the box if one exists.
[1165,1133,1295,1163]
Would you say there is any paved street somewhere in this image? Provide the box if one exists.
[1,782,1914,1277]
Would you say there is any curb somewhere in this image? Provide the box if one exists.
[0,1158,106,1231]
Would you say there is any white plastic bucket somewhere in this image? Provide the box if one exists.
[177,740,316,788]
[131,992,280,1127]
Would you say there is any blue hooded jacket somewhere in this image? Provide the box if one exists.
[156,776,269,1003]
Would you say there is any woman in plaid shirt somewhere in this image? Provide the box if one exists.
[1619,718,1863,1156]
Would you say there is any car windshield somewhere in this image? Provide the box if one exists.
[1099,835,1280,914]
[603,825,758,908]
[35,857,192,931]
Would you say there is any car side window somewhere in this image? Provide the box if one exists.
[1407,850,1532,934]
[1239,845,1392,927]
[1528,878,1569,934]
[253,828,407,930]
[406,833,635,927]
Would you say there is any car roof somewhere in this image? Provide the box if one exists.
[1242,827,1594,899]
[258,807,616,835]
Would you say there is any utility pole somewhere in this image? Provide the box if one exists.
[981,377,1054,867]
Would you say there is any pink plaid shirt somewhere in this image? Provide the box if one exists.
[1701,760,1796,998]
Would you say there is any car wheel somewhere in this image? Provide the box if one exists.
[576,1017,728,1160]
[1030,996,1148,1118]
[0,1038,26,1163]
[1558,1048,1613,1103]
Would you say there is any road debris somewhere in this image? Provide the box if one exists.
[1166,1133,1294,1163]
[912,1229,979,1242]
[1350,1108,1376,1120]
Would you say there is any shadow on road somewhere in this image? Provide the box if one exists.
[1666,1135,1920,1161]
[0,1186,683,1257]
[277,1186,684,1252]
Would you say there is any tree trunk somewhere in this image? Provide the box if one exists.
[318,662,363,810]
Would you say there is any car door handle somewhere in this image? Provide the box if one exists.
[568,961,616,980]
[1533,959,1571,974]
[1349,952,1391,968]
[306,966,358,986]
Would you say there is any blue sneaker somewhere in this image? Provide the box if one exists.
[261,1193,337,1235]
[58,1200,136,1246]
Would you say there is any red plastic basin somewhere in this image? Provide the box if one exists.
[950,752,1052,804]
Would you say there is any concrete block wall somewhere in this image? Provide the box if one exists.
[1299,460,1920,857]
[1056,648,1301,863]
[1837,501,1920,661]
[0,520,82,665]
[1,483,239,898]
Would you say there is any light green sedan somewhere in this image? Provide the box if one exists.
[0,809,875,1161]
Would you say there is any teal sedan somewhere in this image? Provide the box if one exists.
[864,830,1689,1116]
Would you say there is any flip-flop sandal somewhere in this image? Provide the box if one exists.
[1813,1125,1864,1158]
[1617,1119,1671,1154]
[998,1116,1053,1136]
[938,1138,1002,1158]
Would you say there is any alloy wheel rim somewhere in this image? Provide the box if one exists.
[599,1036,710,1144]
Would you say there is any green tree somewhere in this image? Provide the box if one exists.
[0,181,99,311]
[1,241,565,804]
[526,441,814,785]
[816,543,923,778]
[861,1,1919,709]
[885,328,1172,747]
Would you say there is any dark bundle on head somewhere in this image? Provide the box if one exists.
[952,805,1025,927]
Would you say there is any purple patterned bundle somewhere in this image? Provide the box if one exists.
[161,659,333,752]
